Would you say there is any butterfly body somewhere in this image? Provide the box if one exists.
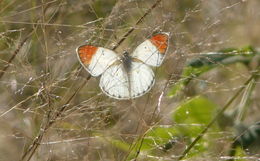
[77,32,170,100]
[121,51,133,73]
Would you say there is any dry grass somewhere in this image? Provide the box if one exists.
[0,0,259,160]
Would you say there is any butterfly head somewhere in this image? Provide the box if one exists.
[122,51,129,57]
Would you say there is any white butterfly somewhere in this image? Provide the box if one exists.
[76,32,170,100]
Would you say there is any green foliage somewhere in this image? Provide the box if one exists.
[172,96,218,136]
[168,46,259,97]
[189,46,256,68]
[171,96,219,158]
[1,0,259,160]
[106,96,219,159]
[232,146,248,161]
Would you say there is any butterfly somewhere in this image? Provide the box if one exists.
[76,32,170,100]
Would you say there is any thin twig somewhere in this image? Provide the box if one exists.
[120,0,164,160]
[49,76,90,126]
[0,92,38,118]
[0,20,102,28]
[131,64,180,161]
[21,1,160,161]
[0,30,33,80]
[20,77,89,161]
[177,68,260,160]
[21,0,164,160]
[112,0,163,50]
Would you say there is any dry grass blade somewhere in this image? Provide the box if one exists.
[112,0,163,50]
[20,76,90,161]
[0,30,33,80]
[20,0,164,160]
[130,74,175,161]
[1,0,259,161]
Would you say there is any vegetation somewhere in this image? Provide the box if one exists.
[0,0,259,160]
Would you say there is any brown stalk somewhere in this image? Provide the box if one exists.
[0,31,33,80]
[20,76,89,161]
[112,0,163,51]
[21,0,162,160]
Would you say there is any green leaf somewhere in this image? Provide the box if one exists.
[168,66,211,97]
[171,96,219,157]
[96,135,134,159]
[108,138,131,152]
[100,96,220,159]
[167,80,185,97]
[143,126,178,150]
[188,46,256,68]
[172,96,218,135]
[168,46,258,98]
[219,45,256,54]
[232,146,248,161]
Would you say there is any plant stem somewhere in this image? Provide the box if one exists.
[177,68,259,160]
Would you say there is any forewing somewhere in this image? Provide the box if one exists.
[77,45,119,77]
[132,32,170,67]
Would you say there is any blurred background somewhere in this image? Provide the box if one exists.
[0,0,259,160]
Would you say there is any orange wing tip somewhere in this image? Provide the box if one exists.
[149,33,169,54]
[77,45,98,65]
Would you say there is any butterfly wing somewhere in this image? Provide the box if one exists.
[129,61,155,98]
[99,62,154,99]
[99,63,130,99]
[132,32,170,67]
[77,45,119,77]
